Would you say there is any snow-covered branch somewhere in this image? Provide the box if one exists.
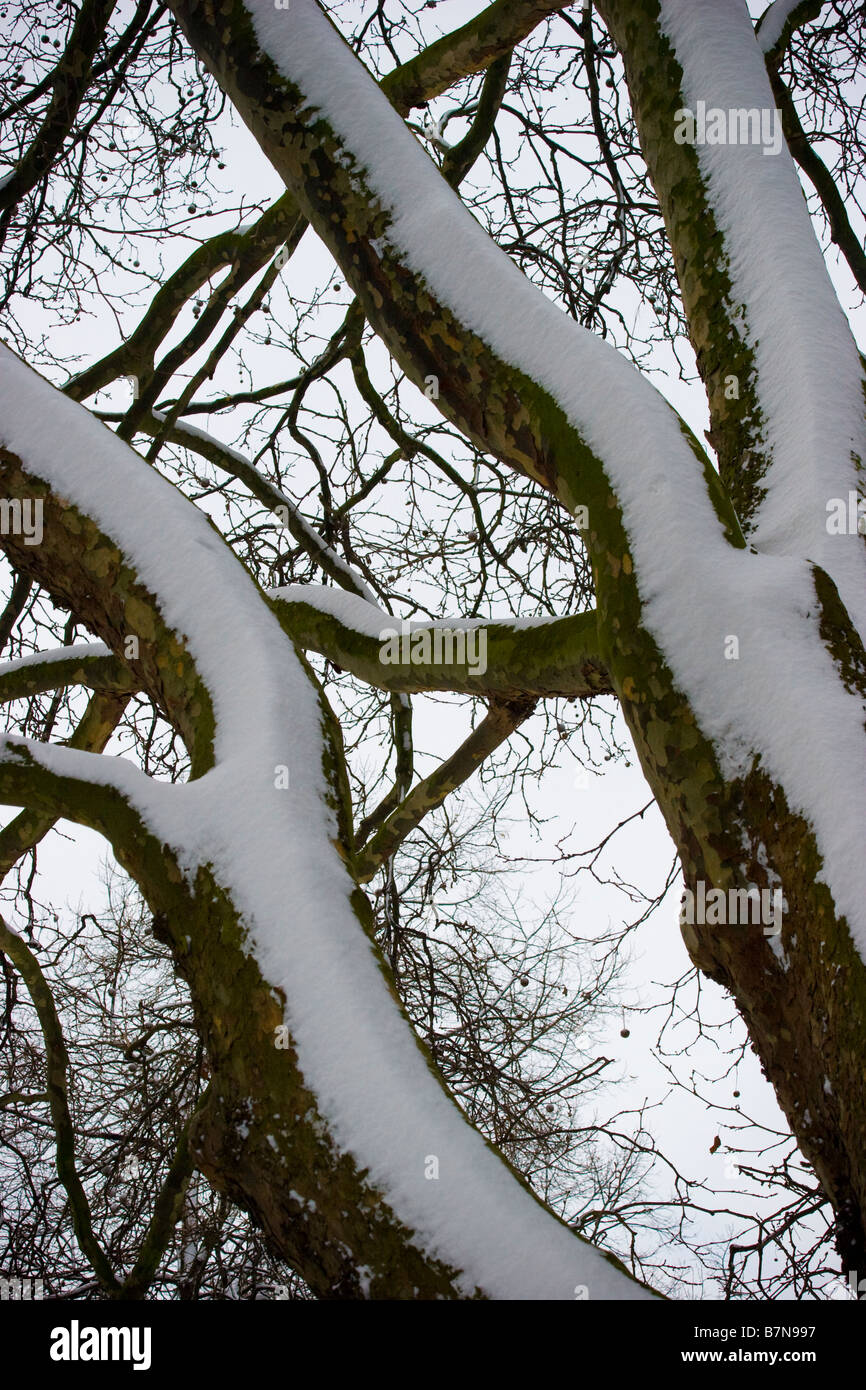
[0,642,135,703]
[164,1,866,1255]
[756,0,824,62]
[169,0,866,958]
[0,689,131,878]
[656,0,866,633]
[269,584,613,699]
[0,733,156,819]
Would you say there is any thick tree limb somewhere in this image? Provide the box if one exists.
[1,342,647,1298]
[269,587,613,699]
[0,435,215,773]
[597,0,866,601]
[0,734,162,862]
[166,0,866,1274]
[0,645,137,705]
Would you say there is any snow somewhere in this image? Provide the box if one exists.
[269,582,561,638]
[0,346,646,1298]
[0,641,110,675]
[153,410,251,468]
[756,0,806,53]
[767,928,789,969]
[0,732,159,803]
[659,0,866,638]
[270,583,397,638]
[244,0,866,975]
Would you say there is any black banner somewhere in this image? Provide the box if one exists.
[0,1294,860,1378]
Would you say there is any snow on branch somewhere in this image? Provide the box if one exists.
[269,584,613,699]
[269,581,552,639]
[659,0,866,636]
[0,642,135,703]
[756,0,823,58]
[0,690,131,878]
[0,640,110,671]
[0,732,157,808]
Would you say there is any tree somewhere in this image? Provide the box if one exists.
[0,0,864,1299]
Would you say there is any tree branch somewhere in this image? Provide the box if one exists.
[0,572,32,656]
[132,408,375,599]
[118,1093,204,1299]
[441,51,512,187]
[0,732,160,848]
[269,586,613,700]
[0,644,137,705]
[0,689,131,879]
[65,193,305,404]
[378,0,565,114]
[356,692,414,847]
[354,696,535,880]
[756,0,825,66]
[768,66,866,294]
[66,0,553,408]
